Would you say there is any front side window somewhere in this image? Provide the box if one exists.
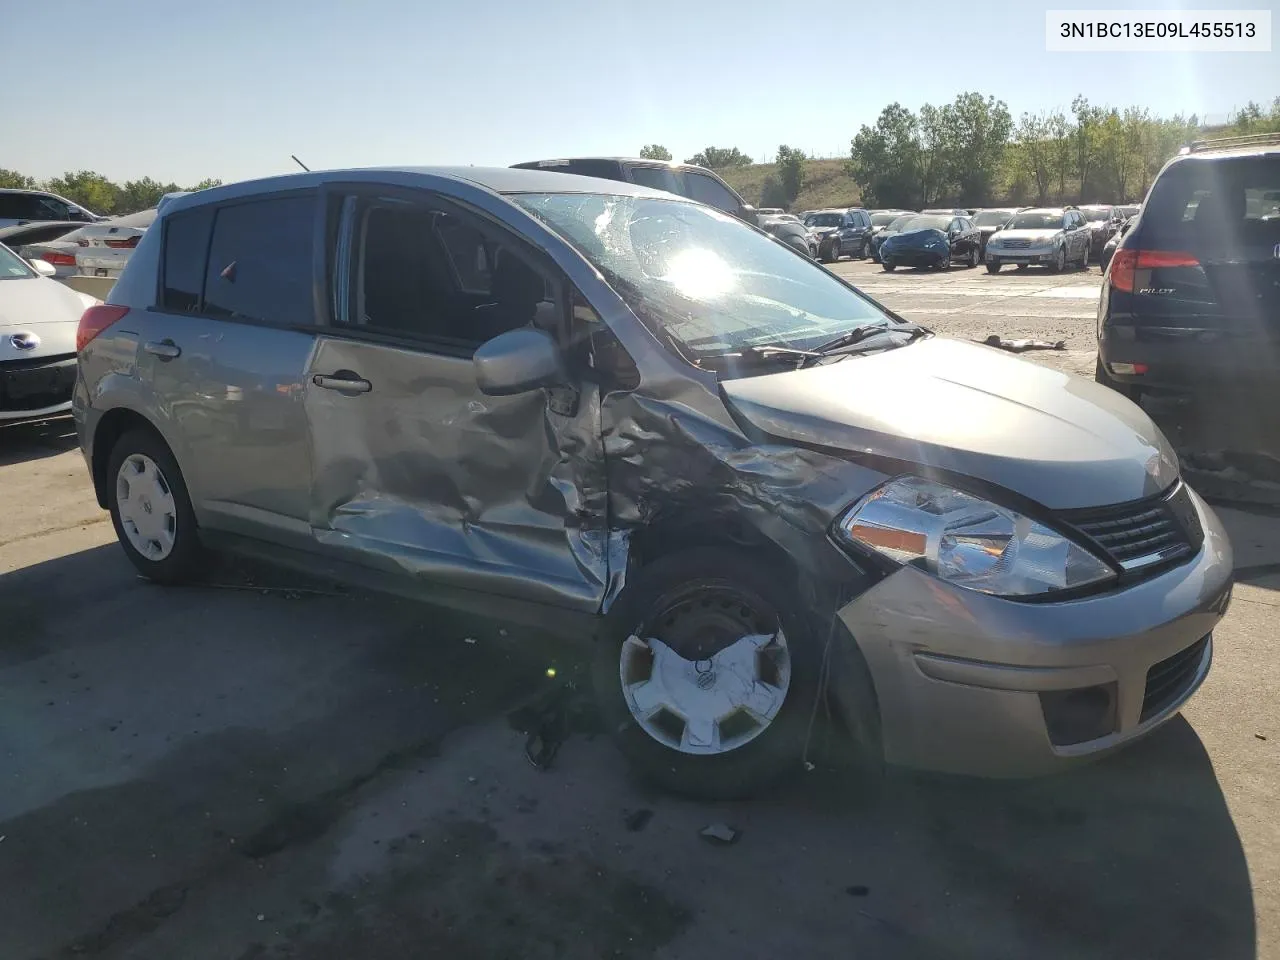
[344,198,556,348]
[513,193,891,369]
[0,194,44,220]
[203,194,316,327]
[805,212,843,228]
[683,173,741,214]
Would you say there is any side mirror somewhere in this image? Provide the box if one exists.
[30,259,56,277]
[739,203,759,225]
[473,328,566,397]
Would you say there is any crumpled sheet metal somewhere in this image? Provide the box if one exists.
[308,338,610,613]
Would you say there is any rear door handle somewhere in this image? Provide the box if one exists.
[143,339,181,360]
[312,372,372,393]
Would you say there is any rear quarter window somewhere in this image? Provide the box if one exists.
[202,194,317,327]
[160,207,214,312]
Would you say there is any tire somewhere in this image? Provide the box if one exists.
[1016,263,1028,271]
[823,241,839,264]
[107,427,205,584]
[593,548,825,800]
[986,261,1001,274]
[857,239,868,260]
[968,246,979,268]
[1049,246,1066,273]
[882,261,896,272]
[938,253,951,271]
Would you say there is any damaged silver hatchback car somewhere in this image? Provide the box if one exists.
[74,168,1233,799]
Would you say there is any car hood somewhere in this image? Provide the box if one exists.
[720,337,1180,510]
[809,225,838,235]
[994,228,1059,243]
[0,277,93,359]
[978,225,1003,235]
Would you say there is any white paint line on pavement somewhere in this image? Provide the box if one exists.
[1030,286,1103,299]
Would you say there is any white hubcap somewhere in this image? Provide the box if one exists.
[116,454,178,561]
[620,631,791,755]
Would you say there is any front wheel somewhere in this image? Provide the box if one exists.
[938,253,951,271]
[822,242,839,264]
[1049,246,1066,273]
[882,261,896,272]
[968,246,980,268]
[107,428,206,583]
[594,548,825,800]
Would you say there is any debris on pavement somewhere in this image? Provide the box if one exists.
[699,823,740,846]
[507,676,599,771]
[463,636,477,644]
[624,809,653,833]
[1257,734,1268,741]
[979,335,1066,353]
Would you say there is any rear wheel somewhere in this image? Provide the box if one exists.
[968,246,980,268]
[594,548,825,800]
[107,428,206,584]
[986,261,1001,274]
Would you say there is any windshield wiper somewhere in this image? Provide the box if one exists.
[810,321,930,358]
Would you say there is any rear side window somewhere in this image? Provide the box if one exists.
[203,194,316,326]
[684,173,742,214]
[1145,155,1280,242]
[629,166,683,195]
[0,193,42,220]
[161,208,214,312]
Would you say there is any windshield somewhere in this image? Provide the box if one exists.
[804,212,843,227]
[1007,212,1065,230]
[899,215,950,232]
[1117,205,1140,218]
[972,210,1014,226]
[0,243,35,279]
[1078,205,1113,220]
[884,215,914,232]
[513,193,891,362]
[870,212,901,226]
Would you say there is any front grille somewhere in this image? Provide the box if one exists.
[1058,482,1203,576]
[0,354,77,412]
[1141,634,1210,722]
[1003,238,1031,248]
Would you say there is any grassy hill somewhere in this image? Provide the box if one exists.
[719,159,862,213]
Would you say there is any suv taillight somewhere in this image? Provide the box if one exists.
[77,305,129,352]
[1109,249,1201,294]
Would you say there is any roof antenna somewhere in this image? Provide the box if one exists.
[291,155,311,172]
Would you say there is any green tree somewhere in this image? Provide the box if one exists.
[775,144,805,203]
[1013,112,1054,204]
[916,103,949,205]
[44,170,121,215]
[940,92,1012,205]
[117,177,184,214]
[759,174,789,209]
[848,103,921,208]
[639,144,672,161]
[1071,95,1105,201]
[684,146,752,169]
[1049,109,1071,202]
[185,178,223,192]
[0,169,37,190]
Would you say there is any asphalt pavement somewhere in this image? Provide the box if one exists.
[1,265,1277,959]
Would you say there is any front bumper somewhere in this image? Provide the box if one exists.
[0,354,76,423]
[881,247,947,267]
[836,487,1232,776]
[986,243,1058,265]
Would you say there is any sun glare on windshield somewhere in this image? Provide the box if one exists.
[661,247,735,299]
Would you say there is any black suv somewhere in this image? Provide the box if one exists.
[1097,133,1280,402]
[803,208,873,262]
[510,157,757,224]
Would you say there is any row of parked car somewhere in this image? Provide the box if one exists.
[4,137,1272,800]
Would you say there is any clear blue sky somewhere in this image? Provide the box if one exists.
[4,0,1275,184]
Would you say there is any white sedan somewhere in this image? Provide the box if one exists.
[0,244,98,425]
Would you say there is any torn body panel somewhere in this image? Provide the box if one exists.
[305,337,610,612]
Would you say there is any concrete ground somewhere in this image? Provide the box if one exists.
[1,263,1277,959]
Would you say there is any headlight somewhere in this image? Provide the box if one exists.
[834,477,1115,597]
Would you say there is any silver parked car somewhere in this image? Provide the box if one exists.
[0,188,104,229]
[75,167,1232,798]
[985,207,1092,273]
[1,244,99,424]
[74,208,158,280]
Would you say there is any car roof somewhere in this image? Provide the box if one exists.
[1017,207,1067,215]
[161,166,680,217]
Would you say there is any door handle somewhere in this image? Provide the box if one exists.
[143,339,181,360]
[312,372,372,393]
